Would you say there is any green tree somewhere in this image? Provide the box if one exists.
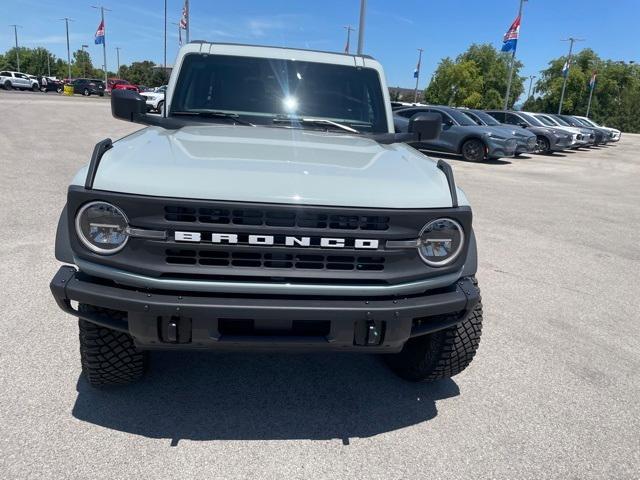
[530,49,640,132]
[424,43,523,109]
[0,47,58,76]
[71,49,95,78]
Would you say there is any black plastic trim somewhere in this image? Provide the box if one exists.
[50,266,480,352]
[84,138,112,190]
[436,160,459,208]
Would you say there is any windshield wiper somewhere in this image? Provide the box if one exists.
[172,110,254,126]
[273,116,361,134]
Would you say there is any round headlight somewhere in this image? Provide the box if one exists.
[75,201,129,254]
[418,218,464,267]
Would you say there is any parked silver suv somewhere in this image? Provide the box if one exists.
[0,71,39,91]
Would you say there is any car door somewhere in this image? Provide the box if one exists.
[504,112,528,128]
[427,108,459,152]
[14,73,29,88]
[487,111,506,124]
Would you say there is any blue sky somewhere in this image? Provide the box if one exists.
[3,0,639,91]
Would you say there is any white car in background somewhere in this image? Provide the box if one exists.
[574,116,621,142]
[140,85,166,113]
[0,71,39,91]
[529,112,591,148]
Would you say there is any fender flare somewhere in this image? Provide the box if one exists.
[55,205,74,264]
[461,228,478,277]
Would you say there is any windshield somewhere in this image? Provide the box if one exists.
[446,109,476,126]
[470,110,500,126]
[553,116,572,126]
[580,117,597,127]
[170,53,388,133]
[572,117,591,127]
[519,112,543,126]
[536,115,557,127]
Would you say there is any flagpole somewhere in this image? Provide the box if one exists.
[503,0,525,110]
[185,0,190,43]
[558,37,584,114]
[414,48,423,103]
[357,0,366,55]
[92,5,110,85]
[586,74,596,117]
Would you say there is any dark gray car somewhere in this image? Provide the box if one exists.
[485,110,573,154]
[460,109,537,156]
[395,106,518,162]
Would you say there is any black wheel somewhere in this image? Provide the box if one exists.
[385,278,483,382]
[3,80,11,90]
[536,136,551,154]
[99,92,104,97]
[32,83,40,92]
[461,139,486,162]
[83,88,90,96]
[78,305,148,387]
[56,86,63,94]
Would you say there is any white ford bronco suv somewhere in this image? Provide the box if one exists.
[51,42,483,387]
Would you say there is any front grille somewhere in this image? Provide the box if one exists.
[165,206,389,231]
[166,248,386,271]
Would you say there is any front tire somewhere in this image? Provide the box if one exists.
[385,279,483,382]
[32,83,40,92]
[157,100,165,114]
[78,305,148,387]
[536,136,551,154]
[83,88,90,96]
[461,139,486,162]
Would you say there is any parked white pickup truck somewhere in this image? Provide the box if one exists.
[51,42,483,387]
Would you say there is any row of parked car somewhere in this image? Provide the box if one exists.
[391,103,621,162]
[0,70,151,97]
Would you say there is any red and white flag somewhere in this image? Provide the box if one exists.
[179,0,188,29]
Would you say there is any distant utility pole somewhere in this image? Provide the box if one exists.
[91,5,111,84]
[9,24,22,71]
[527,75,536,98]
[557,37,584,114]
[357,0,367,55]
[115,47,121,75]
[163,0,167,75]
[46,52,51,76]
[59,18,73,80]
[503,0,526,110]
[414,48,424,103]
[343,25,354,54]
[81,44,89,77]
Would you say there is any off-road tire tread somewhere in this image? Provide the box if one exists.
[78,305,147,387]
[386,277,483,382]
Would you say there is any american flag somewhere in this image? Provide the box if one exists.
[179,0,188,29]
[501,16,521,52]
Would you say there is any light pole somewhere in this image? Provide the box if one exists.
[503,0,526,110]
[81,44,89,77]
[413,48,424,103]
[9,24,22,71]
[163,0,167,78]
[527,75,536,98]
[357,0,367,55]
[91,5,111,85]
[60,18,73,80]
[115,47,121,76]
[343,25,354,54]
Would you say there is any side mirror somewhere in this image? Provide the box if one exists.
[111,89,148,123]
[408,113,442,141]
[519,122,528,128]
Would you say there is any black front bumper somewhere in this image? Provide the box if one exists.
[50,266,480,353]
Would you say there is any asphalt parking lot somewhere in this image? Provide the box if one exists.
[1,90,639,479]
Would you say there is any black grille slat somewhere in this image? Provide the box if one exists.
[164,249,385,271]
[164,206,389,231]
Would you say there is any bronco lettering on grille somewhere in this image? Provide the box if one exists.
[174,231,379,249]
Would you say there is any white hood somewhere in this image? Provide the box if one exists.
[74,125,463,209]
